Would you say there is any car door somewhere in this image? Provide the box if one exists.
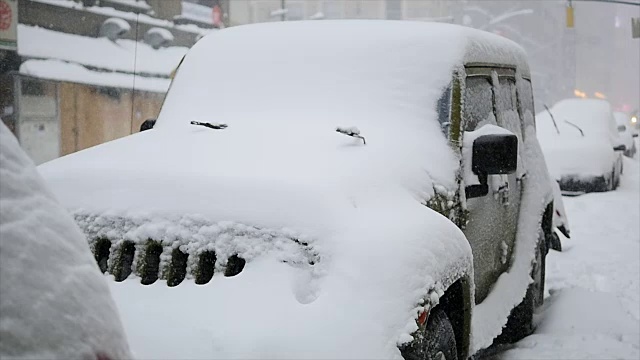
[460,67,523,304]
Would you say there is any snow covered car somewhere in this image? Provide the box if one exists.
[614,112,638,158]
[39,21,554,359]
[549,180,571,251]
[0,123,131,359]
[537,99,626,193]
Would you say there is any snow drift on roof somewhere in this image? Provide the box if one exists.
[32,0,213,35]
[18,24,188,77]
[20,59,171,93]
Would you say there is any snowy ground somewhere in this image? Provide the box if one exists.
[494,144,640,359]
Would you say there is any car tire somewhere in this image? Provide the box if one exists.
[400,308,458,360]
[550,231,562,252]
[495,228,545,344]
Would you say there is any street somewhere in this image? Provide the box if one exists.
[497,149,640,359]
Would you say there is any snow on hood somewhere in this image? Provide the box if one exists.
[0,123,131,359]
[537,99,619,179]
[36,21,490,358]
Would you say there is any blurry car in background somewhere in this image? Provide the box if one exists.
[614,112,638,158]
[537,99,626,194]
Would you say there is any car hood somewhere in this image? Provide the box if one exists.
[38,127,473,359]
[39,125,457,234]
[539,137,617,180]
[110,257,406,359]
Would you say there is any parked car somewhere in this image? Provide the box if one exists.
[0,122,131,359]
[537,99,626,193]
[614,112,638,158]
[39,21,554,359]
[549,180,571,251]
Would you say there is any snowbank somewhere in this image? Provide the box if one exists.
[0,123,131,359]
[501,154,640,359]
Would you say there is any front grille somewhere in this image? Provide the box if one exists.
[77,213,319,286]
[92,239,246,286]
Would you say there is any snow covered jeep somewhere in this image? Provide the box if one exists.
[39,21,553,359]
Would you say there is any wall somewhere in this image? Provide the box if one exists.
[58,82,165,157]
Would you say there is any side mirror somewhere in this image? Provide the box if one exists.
[613,144,626,151]
[140,119,156,132]
[633,133,638,138]
[466,133,518,199]
[472,134,518,175]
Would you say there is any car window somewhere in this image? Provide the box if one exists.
[463,76,495,131]
[516,78,535,130]
[618,125,627,132]
[437,83,452,136]
[496,77,523,140]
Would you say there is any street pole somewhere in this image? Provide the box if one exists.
[281,0,286,21]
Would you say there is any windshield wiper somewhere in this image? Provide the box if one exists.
[564,120,584,137]
[190,121,228,130]
[336,126,366,145]
[544,104,560,134]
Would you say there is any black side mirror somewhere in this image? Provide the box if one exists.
[466,133,518,199]
[140,119,156,132]
[472,134,518,175]
[633,133,638,138]
[613,144,626,151]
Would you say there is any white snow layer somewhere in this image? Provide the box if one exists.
[38,21,543,358]
[32,0,213,36]
[0,123,131,359]
[536,99,621,180]
[20,59,171,93]
[503,152,640,359]
[18,25,188,77]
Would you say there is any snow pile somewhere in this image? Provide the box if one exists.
[537,99,620,180]
[0,123,131,359]
[502,154,640,359]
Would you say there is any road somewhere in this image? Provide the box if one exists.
[496,149,640,359]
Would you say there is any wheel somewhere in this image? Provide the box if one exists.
[608,170,615,191]
[550,231,562,252]
[400,308,458,360]
[495,228,545,344]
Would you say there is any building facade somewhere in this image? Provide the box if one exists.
[2,0,219,164]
